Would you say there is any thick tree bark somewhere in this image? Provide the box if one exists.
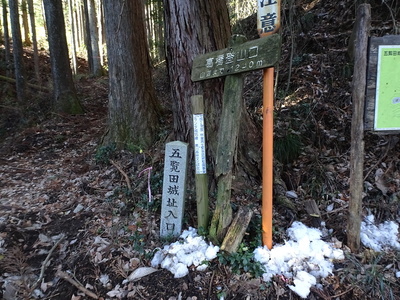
[103,0,160,149]
[164,0,262,197]
[43,0,83,114]
[9,0,26,101]
[164,0,230,145]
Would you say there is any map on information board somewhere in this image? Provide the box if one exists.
[374,45,400,130]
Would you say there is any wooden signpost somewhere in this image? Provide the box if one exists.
[191,33,281,248]
[347,4,400,252]
[192,34,281,82]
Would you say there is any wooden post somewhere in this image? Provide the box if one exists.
[191,95,209,230]
[221,207,253,253]
[191,33,281,244]
[209,35,247,243]
[346,4,370,252]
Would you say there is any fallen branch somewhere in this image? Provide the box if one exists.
[110,159,132,191]
[56,270,99,299]
[0,74,49,92]
[31,234,65,292]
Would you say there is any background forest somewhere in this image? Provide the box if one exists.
[1,0,400,299]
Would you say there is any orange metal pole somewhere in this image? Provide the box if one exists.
[258,0,280,250]
[262,67,274,249]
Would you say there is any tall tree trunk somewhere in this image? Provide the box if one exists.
[145,1,153,62]
[9,0,26,101]
[82,0,93,72]
[21,0,30,45]
[40,0,47,35]
[164,0,230,147]
[27,0,39,83]
[2,0,11,77]
[97,0,104,66]
[75,0,83,48]
[43,0,84,114]
[68,0,77,74]
[164,0,262,236]
[87,0,101,75]
[103,0,160,148]
[0,2,2,39]
[155,0,164,62]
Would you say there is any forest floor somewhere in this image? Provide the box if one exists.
[1,0,400,299]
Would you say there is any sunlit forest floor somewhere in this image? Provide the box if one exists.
[1,0,400,299]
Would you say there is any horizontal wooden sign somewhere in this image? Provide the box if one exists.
[191,34,281,82]
[365,35,400,133]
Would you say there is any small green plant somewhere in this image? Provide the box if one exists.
[129,231,146,255]
[362,254,396,300]
[197,226,208,237]
[136,194,161,212]
[217,243,265,277]
[95,143,116,164]
[274,133,302,165]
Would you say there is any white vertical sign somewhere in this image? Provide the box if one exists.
[257,0,281,37]
[193,114,207,174]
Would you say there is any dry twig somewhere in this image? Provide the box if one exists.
[110,159,132,191]
[56,270,99,299]
[31,234,65,292]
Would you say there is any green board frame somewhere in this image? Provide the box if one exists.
[374,45,400,131]
[365,35,400,133]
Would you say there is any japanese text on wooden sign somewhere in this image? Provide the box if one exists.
[191,34,281,82]
[257,0,281,36]
[374,45,400,131]
[160,141,188,237]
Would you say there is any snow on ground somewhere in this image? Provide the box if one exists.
[360,214,400,251]
[253,221,344,298]
[149,215,400,299]
[151,227,219,278]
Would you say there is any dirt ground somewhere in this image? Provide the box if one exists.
[1,0,400,299]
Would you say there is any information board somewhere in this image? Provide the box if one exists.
[374,45,400,131]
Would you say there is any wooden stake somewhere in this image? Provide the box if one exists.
[191,95,209,230]
[347,4,370,253]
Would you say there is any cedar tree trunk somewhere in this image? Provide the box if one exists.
[103,0,160,149]
[43,0,83,114]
